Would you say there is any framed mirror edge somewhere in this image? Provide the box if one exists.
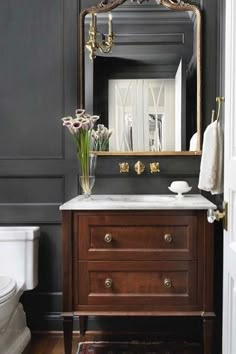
[79,0,202,156]
[92,151,202,156]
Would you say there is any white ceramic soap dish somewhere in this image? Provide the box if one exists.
[168,181,192,199]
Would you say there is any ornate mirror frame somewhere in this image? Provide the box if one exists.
[79,0,202,156]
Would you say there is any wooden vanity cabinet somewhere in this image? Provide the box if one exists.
[62,209,215,354]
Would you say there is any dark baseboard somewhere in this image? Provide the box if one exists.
[28,313,202,339]
[28,314,222,353]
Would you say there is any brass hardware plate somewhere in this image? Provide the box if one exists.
[150,162,160,173]
[223,201,228,231]
[215,201,228,231]
[215,206,228,231]
[119,162,129,173]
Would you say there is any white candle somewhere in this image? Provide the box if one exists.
[91,13,97,29]
[108,13,113,35]
[94,13,97,30]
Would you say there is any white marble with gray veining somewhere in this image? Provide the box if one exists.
[60,194,216,210]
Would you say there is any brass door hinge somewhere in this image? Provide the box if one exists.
[207,201,228,231]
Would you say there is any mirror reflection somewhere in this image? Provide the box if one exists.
[109,74,182,152]
[82,1,201,153]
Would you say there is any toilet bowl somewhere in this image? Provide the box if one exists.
[0,227,40,354]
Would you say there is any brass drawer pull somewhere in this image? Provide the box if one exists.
[104,233,113,243]
[105,278,113,288]
[164,278,172,288]
[164,234,172,243]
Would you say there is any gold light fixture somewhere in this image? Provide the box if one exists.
[85,12,115,61]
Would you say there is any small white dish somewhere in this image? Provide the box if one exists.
[168,181,192,199]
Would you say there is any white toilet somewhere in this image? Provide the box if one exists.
[0,226,40,354]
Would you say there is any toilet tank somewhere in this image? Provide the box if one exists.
[0,227,40,290]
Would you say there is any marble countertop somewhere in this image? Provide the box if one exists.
[60,194,216,211]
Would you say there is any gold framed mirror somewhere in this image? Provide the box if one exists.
[79,0,202,156]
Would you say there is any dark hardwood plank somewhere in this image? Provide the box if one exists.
[24,334,78,354]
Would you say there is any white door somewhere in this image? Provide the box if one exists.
[222,0,236,353]
[175,59,183,151]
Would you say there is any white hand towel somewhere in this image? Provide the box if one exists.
[189,132,197,151]
[211,122,223,194]
[198,120,223,194]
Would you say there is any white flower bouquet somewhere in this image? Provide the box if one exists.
[62,110,113,196]
[92,124,113,151]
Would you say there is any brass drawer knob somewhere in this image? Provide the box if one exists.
[164,234,172,243]
[104,233,113,243]
[164,278,172,288]
[105,278,113,288]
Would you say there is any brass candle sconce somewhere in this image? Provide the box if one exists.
[85,12,115,60]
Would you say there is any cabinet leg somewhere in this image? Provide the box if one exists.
[79,315,88,335]
[203,317,214,354]
[63,315,73,354]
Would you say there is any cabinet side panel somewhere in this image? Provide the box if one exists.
[62,210,73,312]
[197,211,204,309]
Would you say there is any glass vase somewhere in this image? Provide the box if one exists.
[79,153,97,198]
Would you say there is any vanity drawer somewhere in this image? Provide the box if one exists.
[77,261,198,308]
[76,213,198,261]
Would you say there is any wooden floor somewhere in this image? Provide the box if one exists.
[24,334,79,354]
[24,334,201,354]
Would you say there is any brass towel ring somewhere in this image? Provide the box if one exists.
[216,96,225,122]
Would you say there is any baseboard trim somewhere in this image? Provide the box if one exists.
[28,314,202,341]
[30,329,200,343]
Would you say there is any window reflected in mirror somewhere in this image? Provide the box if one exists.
[109,78,178,152]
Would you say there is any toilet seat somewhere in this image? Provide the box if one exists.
[0,276,16,304]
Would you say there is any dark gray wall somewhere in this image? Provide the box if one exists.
[0,0,79,330]
[0,0,222,344]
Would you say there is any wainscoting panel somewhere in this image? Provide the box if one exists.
[0,177,64,203]
[0,0,65,159]
[0,205,61,224]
